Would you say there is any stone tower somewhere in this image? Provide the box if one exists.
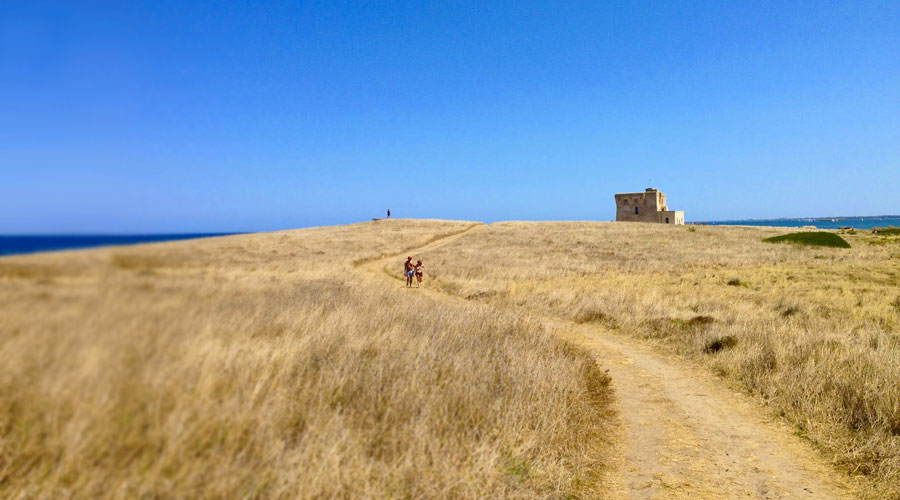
[614,188,684,224]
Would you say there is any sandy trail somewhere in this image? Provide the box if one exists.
[559,326,857,499]
[357,224,860,499]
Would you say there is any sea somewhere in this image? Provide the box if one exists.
[2,216,898,257]
[0,234,238,257]
[701,215,900,230]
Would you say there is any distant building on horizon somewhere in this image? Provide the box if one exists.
[615,188,684,225]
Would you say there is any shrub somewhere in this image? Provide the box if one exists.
[763,232,850,248]
[727,278,744,287]
[872,226,900,236]
[704,335,738,353]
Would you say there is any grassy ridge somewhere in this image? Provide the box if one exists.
[419,221,900,499]
[0,220,613,498]
[764,231,851,248]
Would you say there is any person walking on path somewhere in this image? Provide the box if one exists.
[414,260,425,288]
[404,256,415,287]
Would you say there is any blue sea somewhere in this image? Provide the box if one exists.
[0,234,238,257]
[701,216,900,230]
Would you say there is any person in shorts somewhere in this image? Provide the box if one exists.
[404,256,415,287]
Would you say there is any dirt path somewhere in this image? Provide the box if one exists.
[558,325,858,499]
[357,225,861,499]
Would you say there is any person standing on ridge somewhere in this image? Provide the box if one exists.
[387,209,391,218]
[404,256,415,287]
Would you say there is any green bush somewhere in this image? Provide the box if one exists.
[704,335,738,353]
[763,232,850,248]
[872,226,900,236]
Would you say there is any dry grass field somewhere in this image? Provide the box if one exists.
[5,218,899,498]
[410,221,900,498]
[0,220,613,499]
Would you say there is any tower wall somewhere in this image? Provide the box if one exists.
[614,189,684,224]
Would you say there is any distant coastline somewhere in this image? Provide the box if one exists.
[704,215,900,223]
[699,215,900,230]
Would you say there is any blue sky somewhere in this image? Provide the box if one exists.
[2,1,898,232]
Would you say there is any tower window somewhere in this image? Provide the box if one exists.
[634,206,639,215]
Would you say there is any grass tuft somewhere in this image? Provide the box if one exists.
[0,262,60,280]
[780,305,802,317]
[687,315,715,326]
[575,308,612,324]
[111,253,168,271]
[763,232,850,248]
[671,316,716,329]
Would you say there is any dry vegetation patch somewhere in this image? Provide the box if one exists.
[0,219,613,499]
[0,261,62,280]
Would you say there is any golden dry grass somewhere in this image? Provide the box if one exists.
[414,221,900,498]
[0,219,613,499]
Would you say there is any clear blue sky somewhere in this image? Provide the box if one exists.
[2,1,898,233]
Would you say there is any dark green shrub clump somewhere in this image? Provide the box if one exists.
[763,232,850,248]
[873,226,900,236]
[704,335,738,353]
